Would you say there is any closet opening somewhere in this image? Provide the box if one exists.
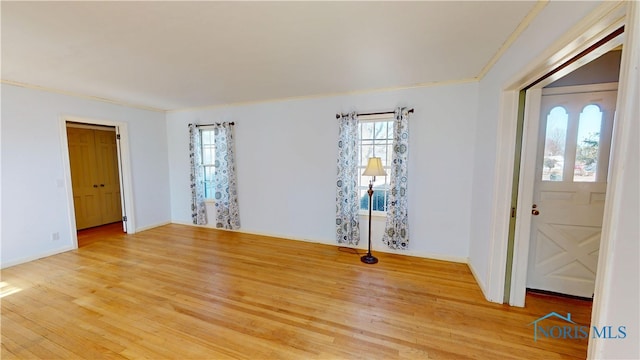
[61,117,135,248]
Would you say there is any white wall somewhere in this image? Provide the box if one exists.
[468,1,603,294]
[167,83,478,261]
[591,91,639,358]
[590,2,640,357]
[1,84,171,267]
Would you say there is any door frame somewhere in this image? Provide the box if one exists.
[485,1,629,306]
[59,115,136,248]
[510,42,623,306]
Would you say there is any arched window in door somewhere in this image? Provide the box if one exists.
[542,106,568,181]
[574,104,603,182]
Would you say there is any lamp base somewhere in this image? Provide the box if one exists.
[360,254,378,264]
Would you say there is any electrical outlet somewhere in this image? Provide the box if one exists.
[51,232,60,241]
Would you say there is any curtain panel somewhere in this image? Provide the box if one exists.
[382,108,410,249]
[212,123,241,230]
[189,124,207,225]
[335,112,361,245]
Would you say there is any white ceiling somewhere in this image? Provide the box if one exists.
[2,1,539,111]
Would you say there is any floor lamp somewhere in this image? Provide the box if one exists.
[361,157,387,264]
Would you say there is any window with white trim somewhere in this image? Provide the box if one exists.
[200,129,216,198]
[358,118,393,213]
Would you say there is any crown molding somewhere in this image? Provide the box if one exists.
[167,78,478,113]
[476,0,549,81]
[1,79,166,113]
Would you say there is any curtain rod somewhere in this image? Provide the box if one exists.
[335,108,414,119]
[188,122,235,127]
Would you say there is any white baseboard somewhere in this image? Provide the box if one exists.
[170,220,329,243]
[171,220,210,228]
[135,221,172,233]
[468,260,493,302]
[1,245,75,269]
[386,250,468,264]
[170,221,468,264]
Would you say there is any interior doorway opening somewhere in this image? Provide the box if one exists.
[504,29,624,306]
[66,122,124,231]
[60,116,136,249]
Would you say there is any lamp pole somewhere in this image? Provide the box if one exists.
[361,157,386,264]
[361,178,378,264]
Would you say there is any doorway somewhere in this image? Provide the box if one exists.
[60,116,136,248]
[67,122,123,230]
[506,35,624,306]
[527,84,617,298]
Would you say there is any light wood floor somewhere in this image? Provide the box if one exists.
[1,224,592,359]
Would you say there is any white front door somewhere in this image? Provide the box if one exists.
[526,87,617,298]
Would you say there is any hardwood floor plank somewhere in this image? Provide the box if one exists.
[1,224,592,359]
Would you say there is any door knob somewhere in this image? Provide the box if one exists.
[532,204,539,216]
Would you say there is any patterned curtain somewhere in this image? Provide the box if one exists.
[335,112,360,245]
[189,124,207,225]
[382,108,410,249]
[212,122,241,230]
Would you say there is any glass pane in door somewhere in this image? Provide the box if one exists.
[542,106,569,181]
[574,104,602,182]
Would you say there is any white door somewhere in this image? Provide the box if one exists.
[527,87,617,298]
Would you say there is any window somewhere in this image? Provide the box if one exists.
[542,106,568,181]
[541,103,608,183]
[574,105,602,182]
[200,129,215,198]
[358,119,393,213]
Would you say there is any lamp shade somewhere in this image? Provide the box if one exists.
[363,157,387,176]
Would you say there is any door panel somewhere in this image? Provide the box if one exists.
[67,128,102,229]
[527,90,616,298]
[67,126,123,230]
[94,130,123,224]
